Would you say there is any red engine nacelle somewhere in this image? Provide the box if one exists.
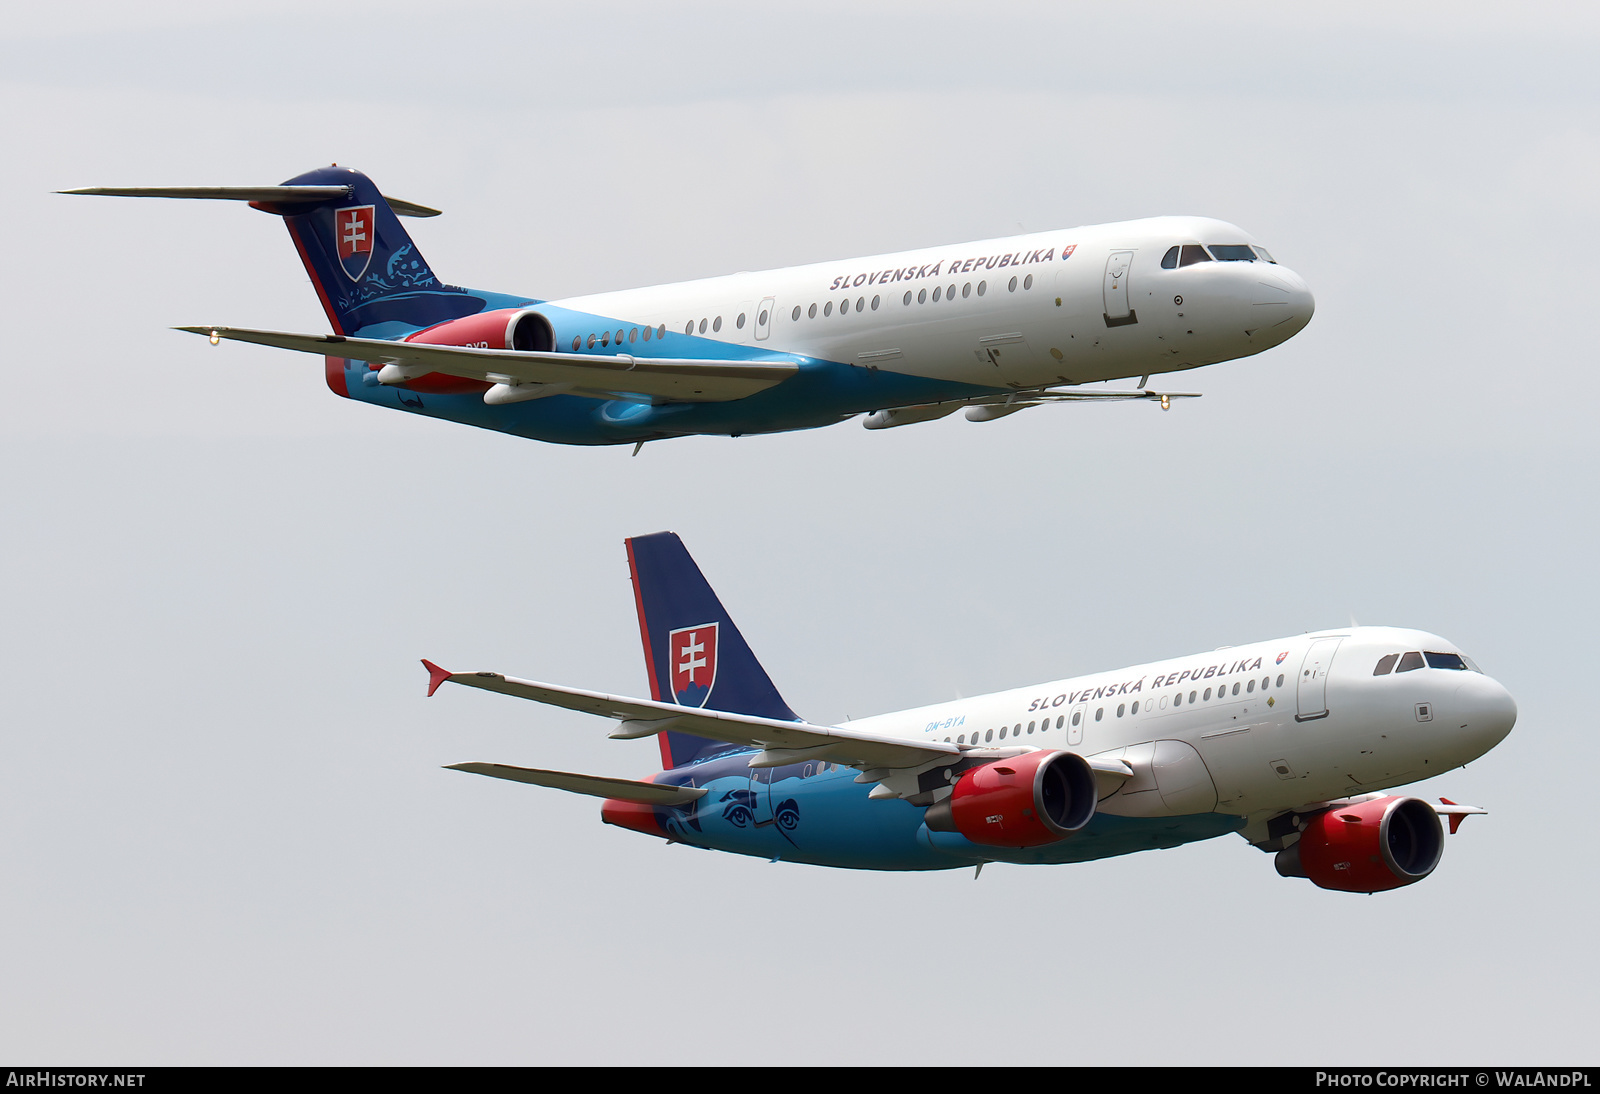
[367,307,556,394]
[925,750,1097,848]
[1276,796,1445,893]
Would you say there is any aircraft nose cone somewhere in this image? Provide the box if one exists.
[1247,267,1313,343]
[1287,278,1314,329]
[1268,267,1315,328]
[1452,674,1518,754]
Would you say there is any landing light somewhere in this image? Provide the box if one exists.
[209,329,220,346]
[1160,394,1170,411]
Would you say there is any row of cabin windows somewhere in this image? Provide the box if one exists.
[573,324,668,351]
[786,272,1038,323]
[1373,651,1470,675]
[1173,675,1284,708]
[573,271,1044,348]
[940,674,1290,745]
[902,273,1034,307]
[793,295,881,320]
[572,305,777,350]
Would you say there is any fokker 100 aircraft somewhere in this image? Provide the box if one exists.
[68,166,1314,447]
[428,533,1515,890]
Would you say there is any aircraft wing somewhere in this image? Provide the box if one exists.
[424,661,959,772]
[444,763,706,805]
[179,326,797,403]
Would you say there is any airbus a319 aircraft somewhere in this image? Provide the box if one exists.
[428,534,1514,891]
[69,165,1313,447]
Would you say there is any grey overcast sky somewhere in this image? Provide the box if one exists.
[1,0,1596,1065]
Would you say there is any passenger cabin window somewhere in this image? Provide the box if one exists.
[1425,652,1469,671]
[1208,244,1258,262]
[1396,651,1426,673]
[1161,246,1180,269]
[1179,245,1212,268]
[1374,653,1401,675]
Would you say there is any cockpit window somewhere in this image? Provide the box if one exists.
[1424,652,1468,671]
[1373,653,1400,676]
[1161,246,1180,270]
[1395,651,1425,673]
[1253,246,1276,263]
[1178,244,1212,268]
[1208,245,1258,262]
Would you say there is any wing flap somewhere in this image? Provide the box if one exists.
[180,326,796,403]
[445,762,705,805]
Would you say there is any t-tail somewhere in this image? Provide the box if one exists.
[625,532,801,769]
[61,166,531,338]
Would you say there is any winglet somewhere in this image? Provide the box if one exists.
[422,659,453,698]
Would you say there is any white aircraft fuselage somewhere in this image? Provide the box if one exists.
[71,168,1315,445]
[557,215,1314,404]
[846,626,1515,837]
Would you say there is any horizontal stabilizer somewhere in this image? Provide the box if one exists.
[181,325,797,403]
[444,762,706,806]
[59,185,442,217]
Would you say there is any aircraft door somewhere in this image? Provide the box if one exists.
[750,767,778,828]
[1296,638,1345,722]
[1068,701,1089,746]
[755,296,775,342]
[1103,250,1137,327]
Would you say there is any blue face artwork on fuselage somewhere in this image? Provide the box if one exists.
[642,747,1245,871]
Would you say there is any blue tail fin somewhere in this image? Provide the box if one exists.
[256,166,524,337]
[625,532,800,770]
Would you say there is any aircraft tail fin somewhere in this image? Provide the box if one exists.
[62,166,527,338]
[625,532,800,770]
